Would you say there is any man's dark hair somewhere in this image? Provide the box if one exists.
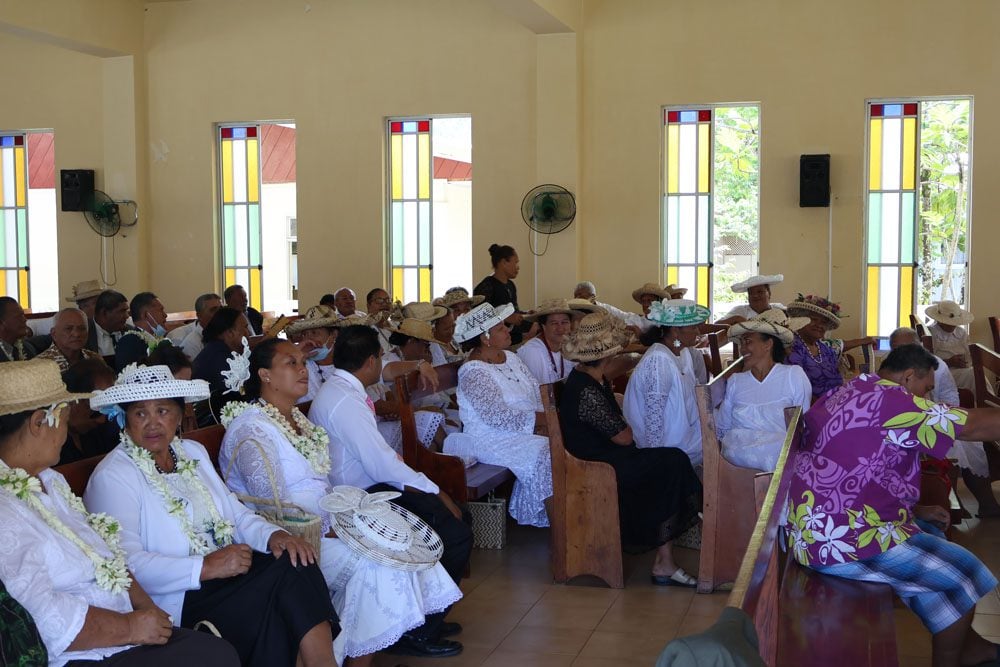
[202,307,243,343]
[333,325,380,372]
[146,344,192,375]
[0,296,17,319]
[95,290,127,315]
[63,358,116,393]
[195,293,221,314]
[129,292,158,322]
[366,288,388,305]
[319,294,337,307]
[880,343,939,375]
[223,285,244,302]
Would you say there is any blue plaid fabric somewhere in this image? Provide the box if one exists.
[813,532,997,633]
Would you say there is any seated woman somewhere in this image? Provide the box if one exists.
[517,299,577,385]
[146,343,193,380]
[381,318,452,435]
[444,303,553,527]
[0,360,238,666]
[286,305,340,403]
[84,365,338,667]
[559,313,703,587]
[191,307,250,422]
[434,287,483,319]
[430,307,462,366]
[219,339,463,664]
[623,299,710,465]
[717,309,812,471]
[59,358,120,465]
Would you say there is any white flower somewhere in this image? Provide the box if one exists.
[923,404,962,429]
[884,429,918,449]
[95,556,131,595]
[0,468,42,500]
[802,506,827,532]
[222,338,252,394]
[237,402,331,475]
[815,516,856,564]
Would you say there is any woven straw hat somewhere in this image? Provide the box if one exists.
[567,298,606,316]
[453,302,515,343]
[286,305,340,334]
[786,295,842,331]
[0,360,93,417]
[435,288,485,310]
[562,312,625,362]
[65,279,104,303]
[731,274,784,293]
[392,318,438,344]
[90,364,211,410]
[334,314,374,329]
[645,299,711,327]
[728,308,810,347]
[319,486,443,571]
[401,301,449,323]
[631,282,671,304]
[525,298,578,323]
[663,283,689,299]
[925,300,974,326]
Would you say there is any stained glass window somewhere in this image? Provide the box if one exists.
[388,119,433,304]
[0,134,29,304]
[218,124,263,310]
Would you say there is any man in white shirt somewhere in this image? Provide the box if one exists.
[715,274,786,325]
[333,287,366,319]
[167,293,222,360]
[309,324,471,657]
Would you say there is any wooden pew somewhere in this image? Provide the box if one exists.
[185,424,226,469]
[969,344,1000,482]
[915,322,934,353]
[541,383,623,588]
[707,330,740,377]
[394,362,513,504]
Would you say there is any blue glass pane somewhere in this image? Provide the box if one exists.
[232,127,247,139]
[403,121,417,133]
[680,111,697,123]
[884,104,902,117]
[0,136,11,147]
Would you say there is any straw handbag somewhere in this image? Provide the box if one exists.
[224,439,323,553]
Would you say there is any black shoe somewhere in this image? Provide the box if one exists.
[437,621,463,638]
[385,635,463,658]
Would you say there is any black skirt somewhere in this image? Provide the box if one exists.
[181,551,336,667]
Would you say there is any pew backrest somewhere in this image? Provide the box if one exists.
[971,343,1000,409]
[184,424,226,469]
[55,455,105,497]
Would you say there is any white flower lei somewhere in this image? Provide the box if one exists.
[0,464,131,594]
[120,329,163,353]
[221,401,331,475]
[121,433,235,555]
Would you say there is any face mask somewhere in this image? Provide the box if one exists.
[147,315,167,338]
[308,345,331,361]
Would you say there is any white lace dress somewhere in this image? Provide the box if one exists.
[365,381,445,454]
[219,407,462,661]
[623,343,704,465]
[444,351,553,527]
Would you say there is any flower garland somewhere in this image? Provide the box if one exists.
[0,464,131,594]
[221,401,331,475]
[121,433,235,555]
[120,329,164,353]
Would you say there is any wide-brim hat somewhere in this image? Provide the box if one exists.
[0,360,93,417]
[525,298,578,323]
[453,302,515,343]
[561,312,626,362]
[728,308,810,347]
[334,314,375,329]
[392,318,438,344]
[731,274,784,294]
[401,301,449,323]
[319,486,443,571]
[567,298,606,316]
[65,279,103,303]
[645,298,711,327]
[925,300,974,326]
[286,305,340,334]
[631,282,671,304]
[90,364,211,410]
[663,283,688,299]
[436,288,485,310]
[786,297,841,331]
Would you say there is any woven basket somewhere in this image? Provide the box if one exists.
[467,494,507,549]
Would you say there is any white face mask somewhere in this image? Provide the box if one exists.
[146,314,166,337]
[307,344,331,361]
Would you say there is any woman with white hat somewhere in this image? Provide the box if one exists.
[219,339,463,664]
[444,303,553,527]
[84,365,338,667]
[925,300,976,392]
[715,274,785,325]
[718,310,813,471]
[0,360,239,666]
[561,314,703,587]
[623,299,711,465]
[286,305,341,404]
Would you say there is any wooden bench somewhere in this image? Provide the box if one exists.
[541,382,623,588]
[394,362,513,504]
[969,343,1000,481]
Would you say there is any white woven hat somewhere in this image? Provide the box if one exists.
[925,300,974,326]
[319,486,443,571]
[727,309,810,347]
[452,302,515,343]
[524,298,578,323]
[645,299,711,327]
[731,274,783,293]
[89,364,211,410]
[65,279,103,303]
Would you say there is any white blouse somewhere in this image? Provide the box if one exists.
[83,440,280,623]
[0,469,133,666]
[516,336,574,385]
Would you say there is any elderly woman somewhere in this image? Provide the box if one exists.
[443,303,553,527]
[84,366,338,667]
[36,308,102,371]
[623,299,709,465]
[220,339,463,664]
[517,299,578,385]
[0,360,238,666]
[717,310,812,471]
[286,306,340,403]
[715,274,785,325]
[925,300,976,391]
[560,313,703,586]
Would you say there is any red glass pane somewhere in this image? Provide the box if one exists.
[221,127,233,138]
[667,110,679,123]
[698,110,711,122]
[13,135,23,145]
[903,103,918,116]
[870,104,883,117]
[390,121,403,133]
[418,120,430,132]
[246,126,257,137]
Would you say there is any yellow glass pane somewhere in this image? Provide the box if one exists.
[418,133,430,200]
[225,268,236,288]
[696,265,709,307]
[866,266,880,337]
[221,139,233,203]
[902,118,916,190]
[14,147,25,207]
[0,151,4,207]
[667,125,679,194]
[666,265,678,286]
[698,124,710,193]
[391,134,403,200]
[392,267,404,302]
[419,267,431,302]
[17,269,28,304]
[0,271,6,297]
[868,119,882,191]
[246,138,259,203]
[898,265,913,328]
[249,267,262,310]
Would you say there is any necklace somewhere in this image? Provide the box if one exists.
[542,336,565,380]
[155,444,179,474]
[221,400,331,475]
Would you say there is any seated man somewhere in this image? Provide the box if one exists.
[366,287,395,352]
[36,308,102,371]
[87,290,136,357]
[115,292,171,369]
[333,287,365,319]
[715,274,785,325]
[926,300,975,392]
[167,292,222,360]
[223,283,263,335]
[786,344,1000,667]
[0,296,36,362]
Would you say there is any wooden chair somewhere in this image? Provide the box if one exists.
[54,455,106,497]
[914,322,934,353]
[541,383,623,588]
[990,317,1000,353]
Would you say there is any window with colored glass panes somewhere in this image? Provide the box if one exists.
[864,99,971,337]
[662,106,760,313]
[388,119,433,303]
[219,125,263,310]
[0,134,30,305]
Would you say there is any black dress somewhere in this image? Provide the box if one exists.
[473,274,525,344]
[558,369,702,551]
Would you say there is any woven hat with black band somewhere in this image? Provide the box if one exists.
[0,359,92,417]
[786,295,843,331]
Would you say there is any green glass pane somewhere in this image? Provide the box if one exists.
[248,204,261,266]
[900,192,914,264]
[223,204,235,266]
[867,193,882,263]
[418,202,431,266]
[392,203,403,265]
[16,209,26,266]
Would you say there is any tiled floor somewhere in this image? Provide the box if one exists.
[374,484,1000,667]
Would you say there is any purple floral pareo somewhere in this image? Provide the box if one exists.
[786,335,843,400]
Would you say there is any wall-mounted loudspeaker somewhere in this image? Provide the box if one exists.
[799,154,830,207]
[60,169,95,211]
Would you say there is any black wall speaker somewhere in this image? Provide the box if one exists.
[60,169,95,211]
[799,154,830,207]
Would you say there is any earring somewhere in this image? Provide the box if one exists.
[672,338,682,349]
